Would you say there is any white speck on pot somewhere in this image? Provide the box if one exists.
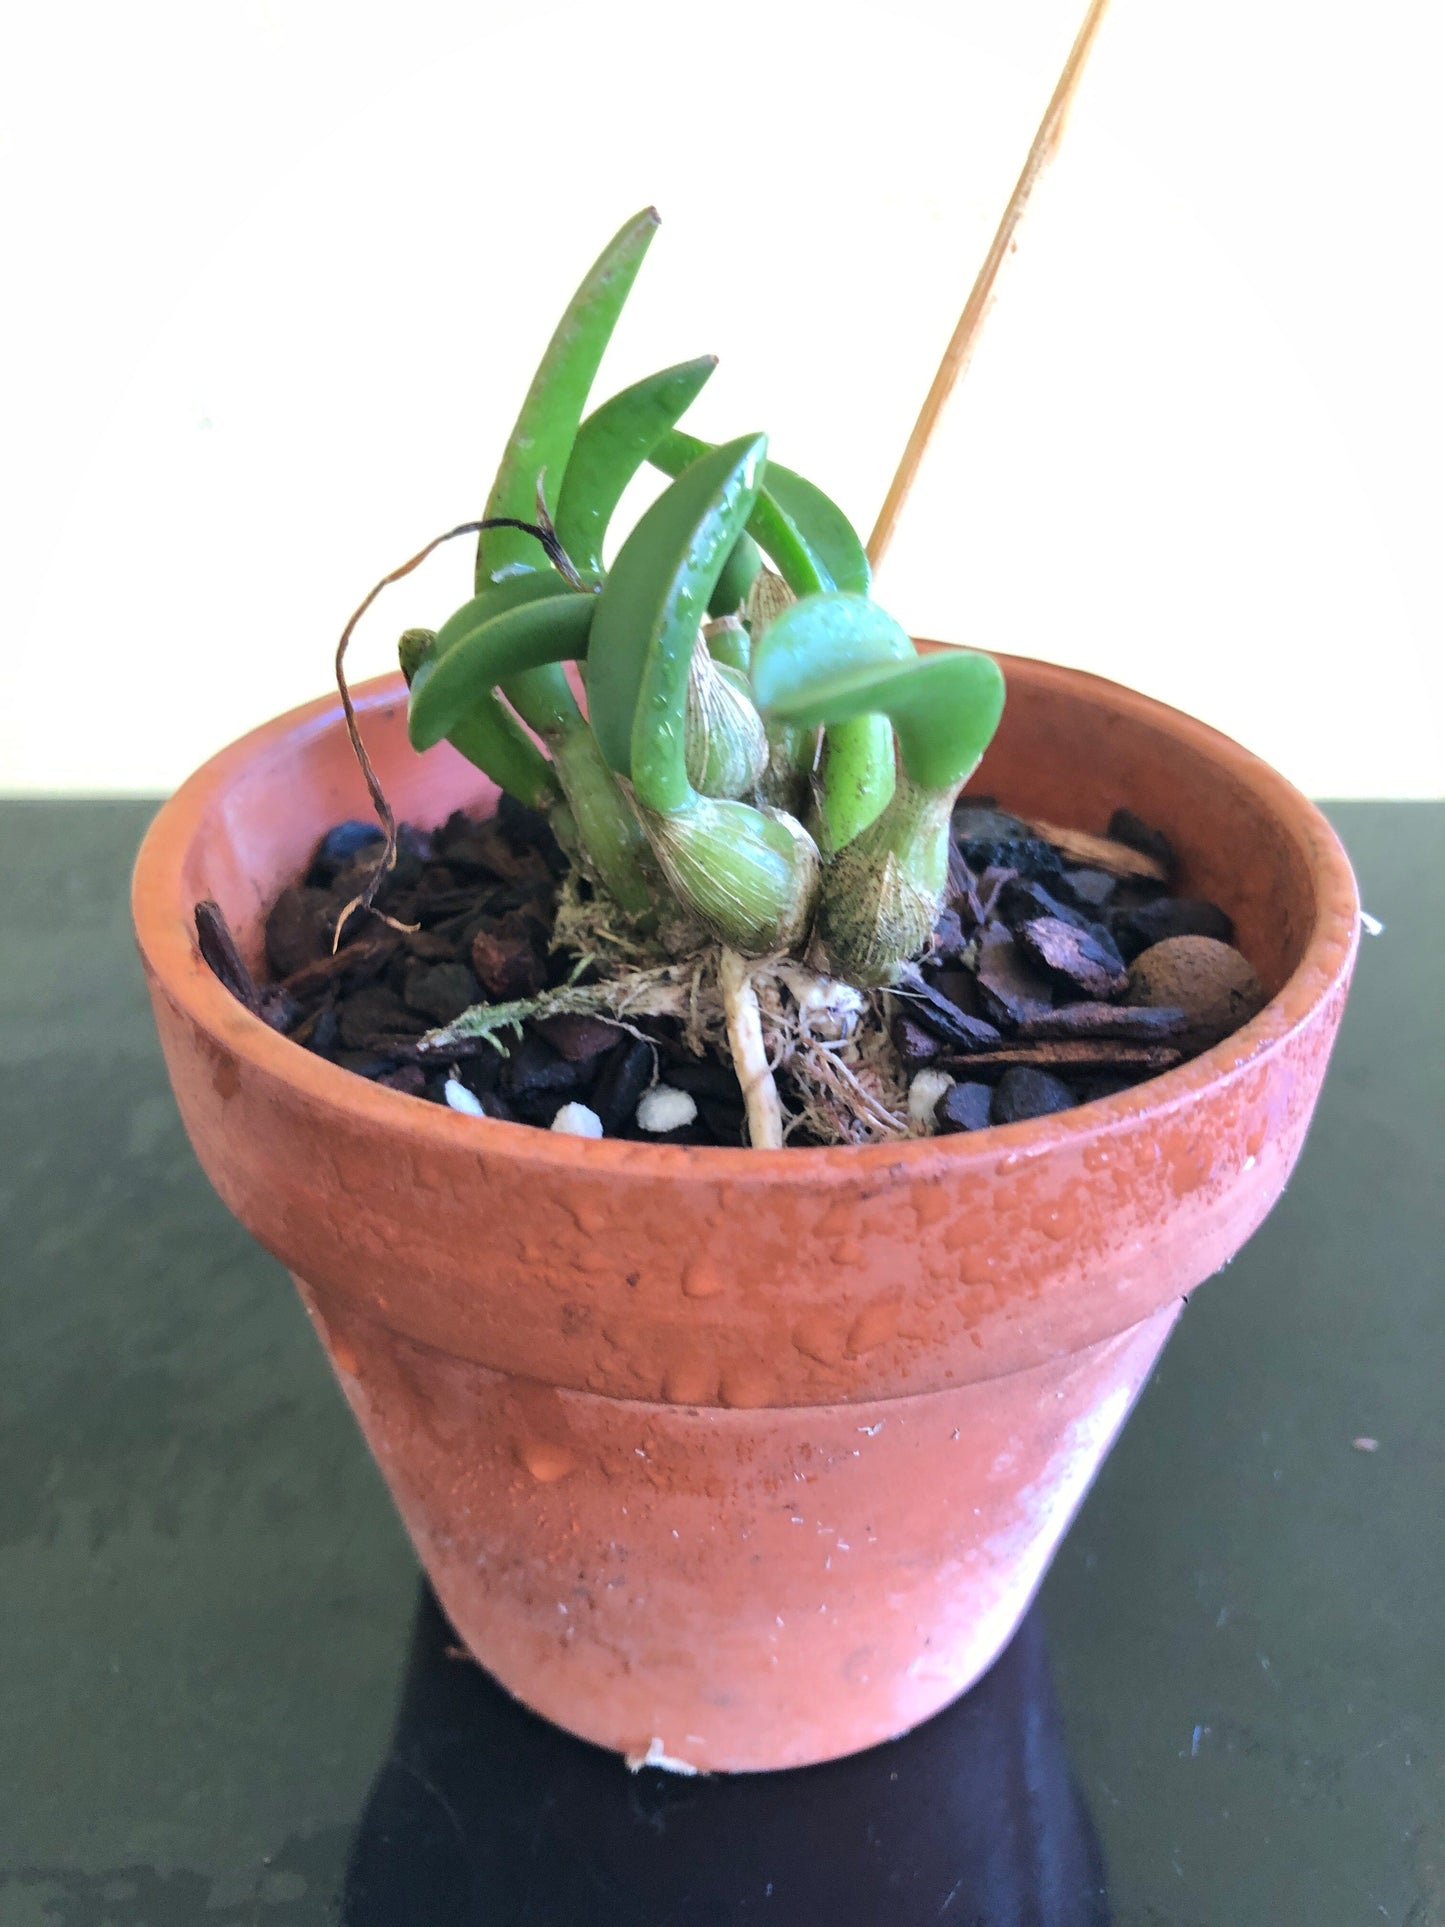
[907,1068,954,1132]
[636,1085,698,1132]
[625,1737,699,1776]
[858,1422,884,1437]
[551,1101,604,1138]
[444,1078,486,1117]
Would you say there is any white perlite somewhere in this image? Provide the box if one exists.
[635,1085,698,1134]
[550,1102,604,1139]
[907,1068,955,1133]
[443,1078,486,1117]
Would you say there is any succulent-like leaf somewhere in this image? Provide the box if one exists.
[478,208,660,586]
[554,356,718,578]
[587,434,767,794]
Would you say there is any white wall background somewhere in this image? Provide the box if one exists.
[2,0,1441,797]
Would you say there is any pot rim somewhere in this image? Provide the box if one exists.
[133,651,1360,1186]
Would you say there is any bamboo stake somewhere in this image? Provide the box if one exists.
[867,0,1113,571]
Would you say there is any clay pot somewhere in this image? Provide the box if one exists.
[132,653,1358,1773]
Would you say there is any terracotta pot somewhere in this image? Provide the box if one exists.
[132,653,1358,1772]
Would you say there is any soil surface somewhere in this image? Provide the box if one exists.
[196,795,1263,1146]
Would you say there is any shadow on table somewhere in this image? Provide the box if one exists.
[341,1586,1108,1927]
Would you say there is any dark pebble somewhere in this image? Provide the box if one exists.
[991,1066,1078,1125]
[957,835,1063,879]
[592,1038,654,1134]
[330,1049,405,1078]
[661,1057,746,1102]
[975,925,1055,1026]
[1016,916,1128,1000]
[1119,896,1234,959]
[698,1098,747,1145]
[535,1013,624,1062]
[454,1051,505,1098]
[935,1080,993,1134]
[953,803,1032,842]
[1072,1071,1141,1104]
[1107,810,1176,877]
[265,885,338,978]
[505,1032,591,1098]
[403,961,481,1025]
[306,820,385,887]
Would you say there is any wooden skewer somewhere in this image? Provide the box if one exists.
[866,0,1114,571]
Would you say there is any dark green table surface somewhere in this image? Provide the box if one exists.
[2,800,1440,1927]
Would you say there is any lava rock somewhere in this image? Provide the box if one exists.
[935,1080,993,1134]
[953,803,1032,843]
[1107,809,1176,877]
[402,961,481,1025]
[1016,916,1128,999]
[991,1066,1078,1125]
[1124,936,1265,1051]
[1119,896,1234,960]
[535,1013,623,1062]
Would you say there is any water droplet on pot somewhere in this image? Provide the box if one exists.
[719,1364,773,1408]
[682,1258,723,1299]
[518,1441,575,1483]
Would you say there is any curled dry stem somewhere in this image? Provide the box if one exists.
[331,514,575,947]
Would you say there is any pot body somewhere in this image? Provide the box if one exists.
[133,654,1359,1771]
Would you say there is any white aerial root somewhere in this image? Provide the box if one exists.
[719,948,785,1150]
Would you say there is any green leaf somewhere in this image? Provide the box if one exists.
[408,592,597,751]
[554,355,717,578]
[648,432,869,600]
[587,433,766,800]
[477,208,660,586]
